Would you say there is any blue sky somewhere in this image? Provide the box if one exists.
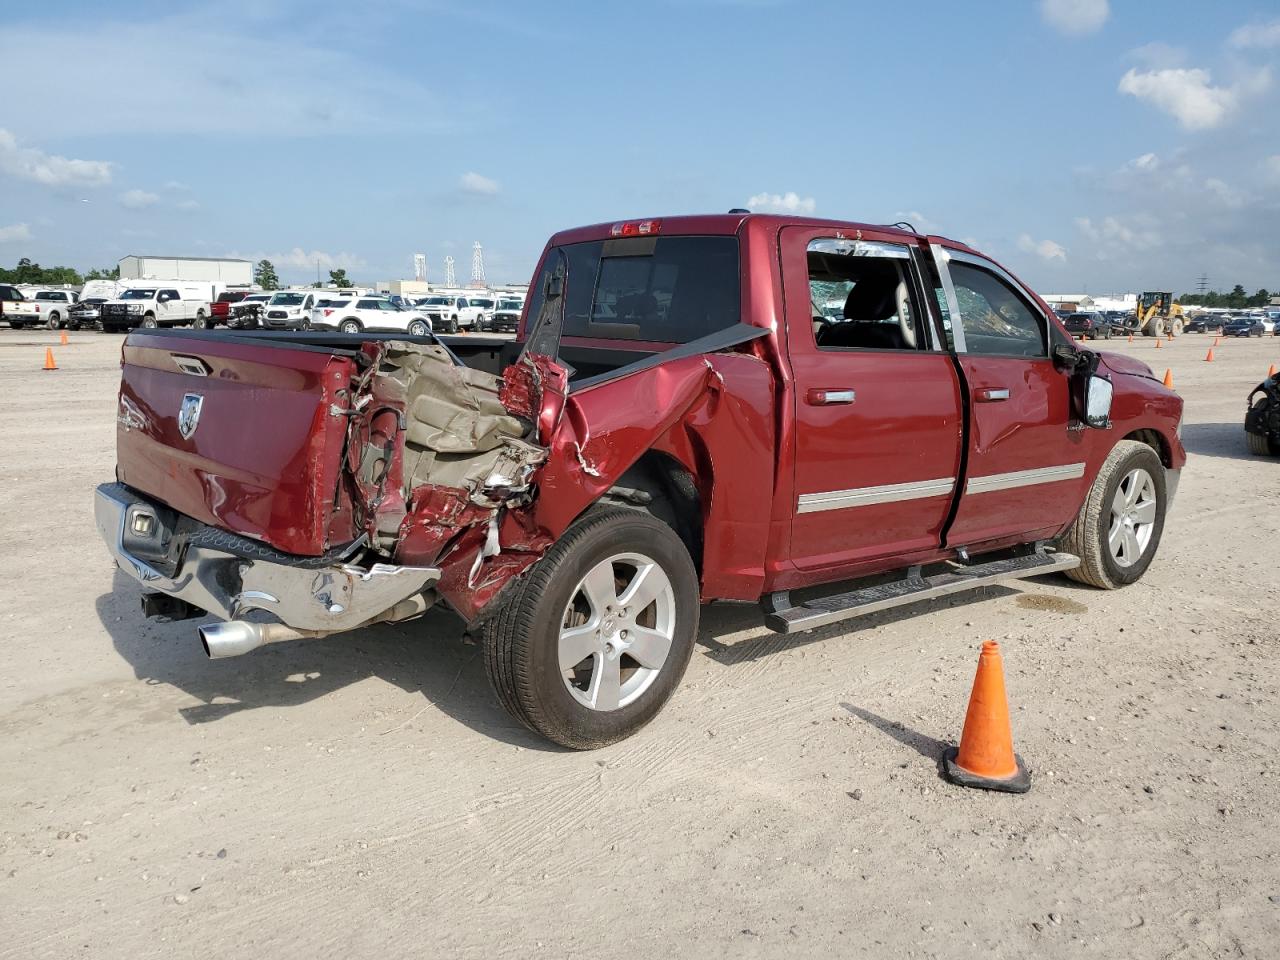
[2,0,1278,295]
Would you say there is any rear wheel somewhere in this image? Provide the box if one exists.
[408,319,428,336]
[482,507,700,750]
[47,313,62,330]
[1062,440,1167,590]
[339,318,362,334]
[192,310,208,330]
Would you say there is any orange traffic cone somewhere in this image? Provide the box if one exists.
[943,641,1030,794]
[1269,363,1277,378]
[1205,348,1215,362]
[1155,338,1162,349]
[42,348,57,371]
[1162,368,1174,388]
[59,331,69,345]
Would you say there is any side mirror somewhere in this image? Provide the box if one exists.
[1052,342,1080,369]
[1084,374,1113,429]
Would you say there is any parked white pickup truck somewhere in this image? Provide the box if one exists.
[31,289,80,329]
[1,284,42,328]
[99,283,212,331]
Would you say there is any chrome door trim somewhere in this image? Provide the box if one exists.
[798,477,956,514]
[965,462,1085,494]
[927,244,967,353]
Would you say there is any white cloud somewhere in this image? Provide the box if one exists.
[119,189,160,209]
[1203,177,1247,209]
[1017,234,1068,261]
[0,19,450,138]
[747,191,816,214]
[241,248,367,273]
[1118,66,1270,131]
[1265,156,1280,183]
[894,210,941,233]
[1040,0,1109,36]
[0,223,32,243]
[0,128,112,187]
[1075,216,1162,252]
[175,199,200,212]
[1229,19,1280,49]
[459,171,500,195]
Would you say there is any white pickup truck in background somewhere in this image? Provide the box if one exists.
[1,284,42,328]
[32,289,80,329]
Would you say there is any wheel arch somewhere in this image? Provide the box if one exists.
[596,450,704,574]
[1123,427,1173,468]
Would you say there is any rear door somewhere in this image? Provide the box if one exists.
[783,226,965,572]
[928,244,1089,548]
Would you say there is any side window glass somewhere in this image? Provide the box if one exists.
[806,238,926,351]
[458,298,468,308]
[163,289,179,301]
[948,263,1046,358]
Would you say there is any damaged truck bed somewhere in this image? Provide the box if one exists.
[97,213,1184,749]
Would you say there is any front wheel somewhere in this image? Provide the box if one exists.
[408,319,428,336]
[141,314,158,329]
[1061,440,1167,590]
[482,507,700,750]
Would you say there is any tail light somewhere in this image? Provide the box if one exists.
[610,219,662,237]
[34,305,40,313]
[323,309,335,317]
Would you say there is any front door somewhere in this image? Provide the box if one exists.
[928,244,1088,547]
[783,227,965,573]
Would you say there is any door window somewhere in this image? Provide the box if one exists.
[161,289,179,302]
[948,263,1046,358]
[806,238,928,351]
[356,299,379,309]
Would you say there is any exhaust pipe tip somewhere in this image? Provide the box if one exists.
[198,621,267,659]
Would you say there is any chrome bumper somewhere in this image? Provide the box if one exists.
[94,484,440,632]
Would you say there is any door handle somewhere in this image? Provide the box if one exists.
[976,387,1010,402]
[806,388,856,405]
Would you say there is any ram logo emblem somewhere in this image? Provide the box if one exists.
[178,393,204,440]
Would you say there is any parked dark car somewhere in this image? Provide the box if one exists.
[1104,310,1140,335]
[1060,310,1112,340]
[1183,314,1224,334]
[1224,316,1265,338]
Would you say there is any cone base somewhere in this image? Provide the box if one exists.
[942,746,1031,794]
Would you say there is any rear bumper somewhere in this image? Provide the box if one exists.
[95,483,440,632]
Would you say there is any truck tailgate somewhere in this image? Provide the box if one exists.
[115,331,358,556]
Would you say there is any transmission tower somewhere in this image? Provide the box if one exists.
[413,253,427,282]
[1196,273,1209,295]
[471,242,487,287]
[443,256,456,288]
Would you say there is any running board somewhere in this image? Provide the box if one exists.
[763,551,1081,634]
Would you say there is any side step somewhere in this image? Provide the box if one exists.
[764,551,1081,634]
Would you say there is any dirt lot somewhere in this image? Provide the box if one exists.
[2,329,1278,959]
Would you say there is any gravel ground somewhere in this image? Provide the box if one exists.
[1,329,1278,959]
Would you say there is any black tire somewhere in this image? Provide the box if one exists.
[482,507,700,750]
[192,310,208,330]
[141,314,158,329]
[339,318,362,334]
[1246,428,1279,456]
[47,313,62,330]
[1061,440,1167,590]
[448,316,459,334]
[1104,327,1112,340]
[9,321,24,330]
[408,319,428,337]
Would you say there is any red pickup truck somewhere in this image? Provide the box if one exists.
[95,213,1184,748]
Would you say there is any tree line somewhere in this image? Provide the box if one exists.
[1179,285,1273,309]
[0,258,119,285]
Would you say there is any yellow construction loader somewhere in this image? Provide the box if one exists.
[1136,292,1185,337]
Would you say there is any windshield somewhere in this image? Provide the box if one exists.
[523,235,741,344]
[497,299,522,311]
[120,289,156,300]
[270,293,305,306]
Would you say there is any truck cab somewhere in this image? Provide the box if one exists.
[96,213,1183,750]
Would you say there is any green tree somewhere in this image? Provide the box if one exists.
[254,259,280,290]
[328,268,351,288]
[84,266,120,281]
[1251,288,1271,308]
[1227,284,1247,309]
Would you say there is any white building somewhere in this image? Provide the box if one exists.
[119,255,253,286]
